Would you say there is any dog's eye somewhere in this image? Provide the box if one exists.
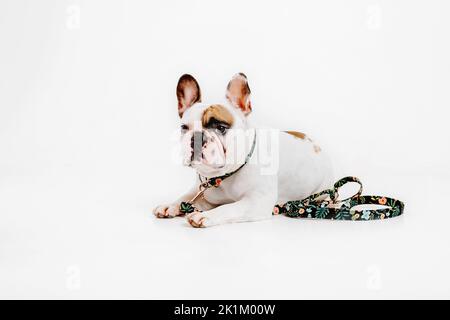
[180,124,189,132]
[216,125,227,134]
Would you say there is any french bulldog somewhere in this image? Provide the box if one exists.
[153,73,333,227]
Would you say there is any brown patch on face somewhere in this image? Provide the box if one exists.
[284,130,306,140]
[202,105,234,128]
[313,145,322,153]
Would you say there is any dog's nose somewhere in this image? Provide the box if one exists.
[191,131,206,161]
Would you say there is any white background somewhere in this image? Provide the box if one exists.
[1,0,449,299]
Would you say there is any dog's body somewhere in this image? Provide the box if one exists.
[153,73,333,227]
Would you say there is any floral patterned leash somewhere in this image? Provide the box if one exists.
[180,134,405,220]
[273,176,405,220]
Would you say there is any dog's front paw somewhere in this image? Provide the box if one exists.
[186,211,209,228]
[153,204,182,218]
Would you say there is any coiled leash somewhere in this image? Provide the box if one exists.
[273,176,404,220]
[180,133,405,220]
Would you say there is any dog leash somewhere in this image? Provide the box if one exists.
[179,136,405,221]
[273,176,404,220]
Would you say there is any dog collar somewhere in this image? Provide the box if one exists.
[179,130,256,214]
[198,130,256,188]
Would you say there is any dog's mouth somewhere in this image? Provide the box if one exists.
[189,140,226,169]
[189,149,226,169]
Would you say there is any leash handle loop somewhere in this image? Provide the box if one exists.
[331,176,363,203]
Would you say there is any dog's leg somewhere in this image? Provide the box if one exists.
[186,194,275,227]
[153,186,198,218]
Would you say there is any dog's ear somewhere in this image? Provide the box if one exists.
[226,73,252,115]
[176,74,201,117]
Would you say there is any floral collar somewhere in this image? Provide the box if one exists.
[180,130,256,214]
[198,130,257,189]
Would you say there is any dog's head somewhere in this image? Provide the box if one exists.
[176,73,254,178]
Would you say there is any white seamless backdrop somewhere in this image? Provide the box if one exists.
[0,0,449,299]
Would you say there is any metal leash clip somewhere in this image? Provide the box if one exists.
[188,182,209,204]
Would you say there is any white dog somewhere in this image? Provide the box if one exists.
[153,73,333,227]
